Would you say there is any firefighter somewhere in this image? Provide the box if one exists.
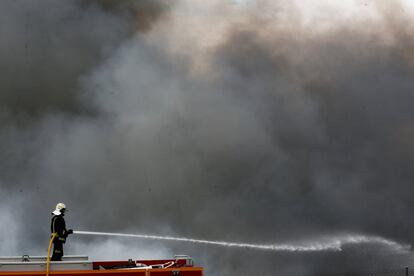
[50,203,73,261]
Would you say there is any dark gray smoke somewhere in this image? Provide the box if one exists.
[1,0,414,275]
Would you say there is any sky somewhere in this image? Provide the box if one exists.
[0,0,414,275]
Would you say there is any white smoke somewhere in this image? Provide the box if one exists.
[0,192,22,255]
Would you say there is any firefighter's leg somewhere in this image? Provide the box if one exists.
[51,241,63,261]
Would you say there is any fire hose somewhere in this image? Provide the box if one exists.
[46,233,57,276]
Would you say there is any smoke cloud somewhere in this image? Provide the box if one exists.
[1,0,414,275]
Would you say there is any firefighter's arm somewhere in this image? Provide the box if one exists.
[62,229,73,238]
[55,217,67,241]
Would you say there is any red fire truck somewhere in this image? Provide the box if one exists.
[0,255,203,276]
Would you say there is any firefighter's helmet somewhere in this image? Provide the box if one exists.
[52,203,66,215]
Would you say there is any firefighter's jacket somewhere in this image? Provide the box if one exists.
[51,214,69,243]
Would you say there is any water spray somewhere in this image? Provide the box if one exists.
[74,231,410,253]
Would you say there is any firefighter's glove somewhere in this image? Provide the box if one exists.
[67,229,73,235]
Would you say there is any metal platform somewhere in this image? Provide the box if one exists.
[0,255,88,262]
[0,255,203,275]
[0,256,91,272]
